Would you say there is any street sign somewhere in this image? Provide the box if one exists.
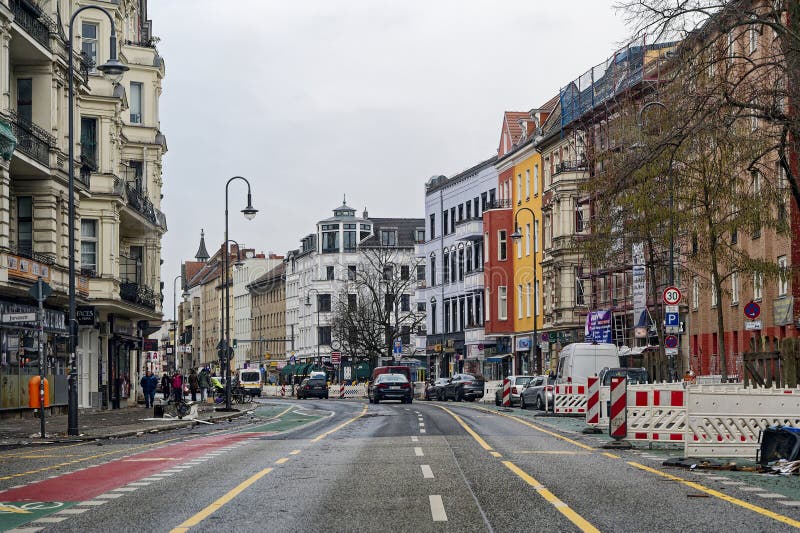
[664,334,679,349]
[28,278,52,301]
[744,301,761,320]
[662,286,681,305]
[665,305,679,314]
[331,351,341,364]
[745,320,762,331]
[1,312,36,323]
[665,347,679,356]
[393,339,402,354]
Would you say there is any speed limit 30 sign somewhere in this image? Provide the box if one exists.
[662,286,682,305]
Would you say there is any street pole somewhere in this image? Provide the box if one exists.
[66,6,128,435]
[36,279,45,438]
[511,208,537,374]
[223,178,257,409]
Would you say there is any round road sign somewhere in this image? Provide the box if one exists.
[664,335,679,349]
[662,286,682,305]
[744,301,761,320]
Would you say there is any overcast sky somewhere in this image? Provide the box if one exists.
[151,0,632,316]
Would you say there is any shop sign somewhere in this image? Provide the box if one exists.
[467,344,485,358]
[7,254,51,282]
[515,336,532,351]
[143,339,158,351]
[0,301,66,332]
[774,297,793,327]
[76,306,96,326]
[113,319,133,336]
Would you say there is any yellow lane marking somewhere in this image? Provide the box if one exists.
[602,452,620,459]
[475,407,594,451]
[490,451,503,458]
[0,504,31,514]
[169,405,367,532]
[0,441,88,459]
[503,461,600,533]
[289,450,301,455]
[275,457,289,465]
[629,462,800,528]
[435,406,493,450]
[514,451,592,455]
[0,436,185,481]
[310,405,367,442]
[170,467,274,533]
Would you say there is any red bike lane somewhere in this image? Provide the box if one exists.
[0,431,266,531]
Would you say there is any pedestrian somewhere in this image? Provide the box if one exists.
[140,370,158,408]
[172,371,183,403]
[198,367,211,401]
[188,368,199,402]
[161,372,171,401]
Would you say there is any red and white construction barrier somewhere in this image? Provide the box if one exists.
[340,383,346,399]
[281,384,286,397]
[502,378,511,407]
[627,387,686,442]
[586,377,600,426]
[554,383,587,414]
[609,376,627,440]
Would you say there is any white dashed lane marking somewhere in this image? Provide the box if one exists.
[421,465,434,479]
[429,495,447,522]
[411,436,419,442]
[414,447,424,457]
[755,493,787,499]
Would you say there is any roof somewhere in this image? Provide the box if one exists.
[194,229,209,262]
[503,111,530,145]
[425,155,497,194]
[247,262,286,291]
[359,218,424,248]
[537,94,559,113]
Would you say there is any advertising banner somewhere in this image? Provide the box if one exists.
[585,309,613,344]
[632,243,647,334]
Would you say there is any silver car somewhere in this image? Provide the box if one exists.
[494,375,535,406]
[520,375,555,411]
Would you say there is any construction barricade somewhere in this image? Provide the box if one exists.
[327,384,367,399]
[685,385,800,458]
[626,385,687,443]
[586,377,601,426]
[554,382,587,414]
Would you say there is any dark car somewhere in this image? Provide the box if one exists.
[297,377,328,399]
[442,374,485,402]
[519,375,555,411]
[599,367,650,386]
[425,378,450,401]
[369,373,413,404]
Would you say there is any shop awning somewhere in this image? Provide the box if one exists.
[279,364,297,376]
[486,354,512,363]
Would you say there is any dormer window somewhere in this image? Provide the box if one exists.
[380,229,397,247]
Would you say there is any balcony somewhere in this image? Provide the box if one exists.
[455,218,482,241]
[485,199,512,210]
[552,160,588,178]
[120,281,157,309]
[8,110,52,167]
[123,181,166,230]
[464,269,484,292]
[10,0,52,51]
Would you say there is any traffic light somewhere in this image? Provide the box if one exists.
[232,339,238,348]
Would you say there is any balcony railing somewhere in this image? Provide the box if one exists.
[120,281,157,309]
[553,160,588,176]
[8,243,55,265]
[485,199,511,210]
[10,0,52,51]
[455,218,482,240]
[124,181,163,228]
[8,110,52,167]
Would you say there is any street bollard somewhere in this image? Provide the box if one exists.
[603,376,631,449]
[502,378,511,408]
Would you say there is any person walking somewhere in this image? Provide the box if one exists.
[161,372,171,402]
[172,371,183,403]
[188,368,199,402]
[140,370,158,408]
[198,367,211,401]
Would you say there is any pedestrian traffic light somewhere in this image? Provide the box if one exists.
[232,338,238,348]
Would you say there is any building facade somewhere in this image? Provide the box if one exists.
[248,262,286,378]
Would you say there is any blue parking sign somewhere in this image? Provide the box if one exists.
[665,312,680,327]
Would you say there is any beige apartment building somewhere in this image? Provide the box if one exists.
[0,0,166,412]
[248,262,286,376]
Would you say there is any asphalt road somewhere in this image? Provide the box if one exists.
[1,399,799,532]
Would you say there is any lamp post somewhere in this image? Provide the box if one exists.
[637,100,677,381]
[305,288,321,368]
[510,207,538,374]
[172,275,189,371]
[66,6,129,435]
[222,178,257,410]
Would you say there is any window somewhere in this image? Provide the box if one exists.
[474,196,480,217]
[575,268,585,306]
[383,265,393,281]
[516,228,522,259]
[749,22,758,54]
[16,196,32,253]
[731,272,739,304]
[317,294,331,312]
[534,164,539,194]
[458,204,464,222]
[778,256,788,296]
[128,160,144,191]
[526,282,531,317]
[489,188,496,206]
[517,285,523,319]
[81,22,98,71]
[430,254,436,286]
[401,294,410,312]
[343,228,357,252]
[380,229,397,247]
[443,251,450,283]
[753,272,763,300]
[498,230,507,261]
[80,219,97,272]
[481,192,488,212]
[517,174,522,203]
[727,30,735,63]
[485,288,491,320]
[450,207,456,233]
[347,265,357,281]
[444,300,451,333]
[525,169,530,199]
[348,293,357,310]
[466,200,472,219]
[534,280,539,316]
[401,265,409,280]
[431,302,437,334]
[443,211,449,235]
[322,227,339,253]
[325,266,334,280]
[692,277,699,310]
[318,326,332,346]
[360,223,371,241]
[498,286,507,320]
[534,220,539,252]
[130,82,143,124]
[523,223,530,256]
[385,294,395,312]
[417,301,425,312]
[17,78,32,124]
[576,207,585,233]
[80,117,98,166]
[429,214,435,239]
[415,229,425,243]
[401,325,411,346]
[416,264,425,282]
[451,251,457,283]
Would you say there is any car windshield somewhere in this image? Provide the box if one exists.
[459,374,476,380]
[378,374,408,383]
[308,379,326,385]
[240,372,260,382]
[516,377,533,386]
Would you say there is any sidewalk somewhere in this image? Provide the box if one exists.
[0,397,252,446]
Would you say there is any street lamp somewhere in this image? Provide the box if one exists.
[510,207,538,374]
[637,100,677,381]
[305,288,321,368]
[172,275,189,371]
[221,178,257,410]
[67,6,129,435]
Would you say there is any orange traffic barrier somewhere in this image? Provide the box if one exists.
[28,376,50,408]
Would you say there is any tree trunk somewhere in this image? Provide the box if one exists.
[708,223,728,382]
[646,238,667,381]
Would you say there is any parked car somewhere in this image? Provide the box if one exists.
[369,373,413,404]
[296,377,328,399]
[599,367,650,386]
[520,375,555,411]
[442,374,485,402]
[370,366,412,383]
[493,375,536,406]
[425,378,450,401]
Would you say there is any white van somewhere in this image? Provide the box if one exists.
[555,343,620,385]
[238,369,262,397]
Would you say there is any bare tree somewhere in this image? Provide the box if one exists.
[330,248,425,370]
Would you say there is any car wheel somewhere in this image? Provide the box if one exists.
[374,395,380,404]
[520,395,527,410]
[536,395,544,411]
[324,394,329,399]
[457,388,464,402]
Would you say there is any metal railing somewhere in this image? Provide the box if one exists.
[10,0,51,51]
[124,181,162,227]
[9,243,55,265]
[553,160,588,176]
[8,110,52,167]
[485,199,511,210]
[120,281,157,309]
